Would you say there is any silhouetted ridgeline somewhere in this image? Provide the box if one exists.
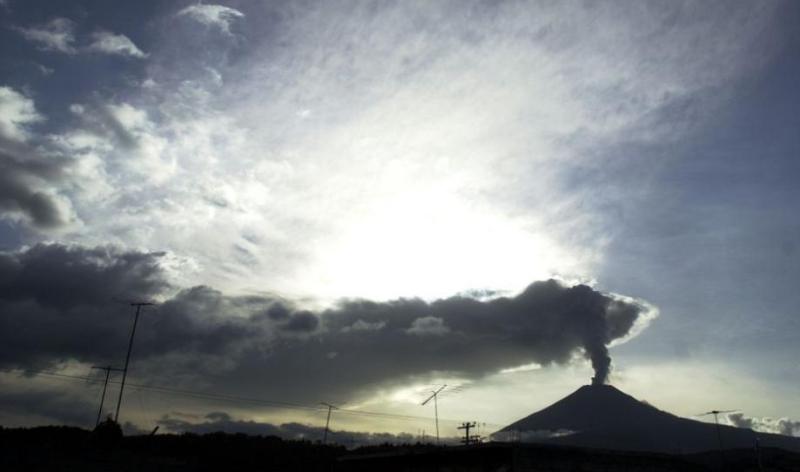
[0,425,344,471]
[2,425,800,471]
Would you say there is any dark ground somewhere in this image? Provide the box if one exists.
[2,425,799,471]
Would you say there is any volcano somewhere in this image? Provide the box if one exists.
[496,384,800,454]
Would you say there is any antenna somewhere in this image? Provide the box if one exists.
[90,365,124,427]
[421,384,446,444]
[696,409,739,468]
[320,402,338,444]
[114,302,155,424]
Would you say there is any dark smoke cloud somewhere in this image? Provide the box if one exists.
[0,243,653,408]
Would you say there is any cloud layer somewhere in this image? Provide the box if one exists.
[0,243,654,408]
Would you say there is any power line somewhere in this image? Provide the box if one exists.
[457,421,477,445]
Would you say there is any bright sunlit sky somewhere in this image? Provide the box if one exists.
[0,0,798,439]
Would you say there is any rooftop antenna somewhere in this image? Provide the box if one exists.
[90,365,124,427]
[421,384,446,445]
[320,402,338,444]
[697,409,738,469]
[114,302,154,424]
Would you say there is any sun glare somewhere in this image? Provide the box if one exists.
[310,186,589,301]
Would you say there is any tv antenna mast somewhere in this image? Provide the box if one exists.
[114,301,154,423]
[90,365,124,426]
[697,408,738,469]
[320,402,338,444]
[697,409,738,450]
[421,384,447,444]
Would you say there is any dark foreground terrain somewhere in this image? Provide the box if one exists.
[2,425,799,471]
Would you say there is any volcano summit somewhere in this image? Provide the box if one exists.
[496,384,800,454]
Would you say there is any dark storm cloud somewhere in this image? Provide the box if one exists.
[281,311,319,332]
[0,389,95,426]
[0,243,166,369]
[0,243,164,308]
[0,245,283,373]
[0,243,652,405]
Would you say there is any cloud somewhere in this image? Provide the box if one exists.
[49,0,780,304]
[341,320,386,333]
[727,412,800,437]
[0,87,75,228]
[0,388,96,426]
[88,31,148,58]
[0,87,41,142]
[406,316,450,336]
[15,18,147,58]
[0,242,655,405]
[158,411,423,446]
[177,4,244,34]
[15,18,77,53]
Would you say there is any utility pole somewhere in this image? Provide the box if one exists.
[458,421,477,445]
[421,385,446,445]
[114,302,153,423]
[321,402,338,444]
[91,365,124,427]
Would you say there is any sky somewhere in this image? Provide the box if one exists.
[0,0,798,441]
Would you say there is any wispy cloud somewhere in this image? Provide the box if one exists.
[15,18,146,58]
[177,4,244,34]
[14,17,76,54]
[88,31,147,58]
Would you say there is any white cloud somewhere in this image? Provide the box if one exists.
[88,31,148,58]
[177,4,244,34]
[0,87,42,142]
[15,18,76,53]
[727,413,800,437]
[40,1,782,303]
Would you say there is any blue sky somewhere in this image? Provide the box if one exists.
[0,0,798,438]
